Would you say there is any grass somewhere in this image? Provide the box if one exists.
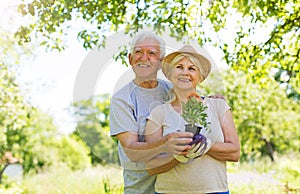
[227,153,300,193]
[20,164,123,194]
[1,153,299,193]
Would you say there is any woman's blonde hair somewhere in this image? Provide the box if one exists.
[164,53,205,81]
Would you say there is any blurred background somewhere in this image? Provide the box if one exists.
[0,0,299,193]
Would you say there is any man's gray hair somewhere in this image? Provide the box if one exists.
[130,31,166,59]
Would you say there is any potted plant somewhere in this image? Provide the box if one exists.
[181,93,210,145]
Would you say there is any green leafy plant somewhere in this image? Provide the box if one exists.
[182,95,210,146]
[182,96,209,129]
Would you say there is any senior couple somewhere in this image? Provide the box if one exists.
[109,31,240,194]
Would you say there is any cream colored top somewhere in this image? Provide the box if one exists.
[147,98,230,193]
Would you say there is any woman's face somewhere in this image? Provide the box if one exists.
[170,57,200,91]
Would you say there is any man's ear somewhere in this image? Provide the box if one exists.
[158,59,163,69]
[128,53,133,66]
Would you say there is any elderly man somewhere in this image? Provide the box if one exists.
[110,31,194,193]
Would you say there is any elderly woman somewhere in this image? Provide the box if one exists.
[145,45,240,194]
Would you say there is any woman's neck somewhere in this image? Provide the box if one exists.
[171,88,197,114]
[173,88,196,102]
[171,98,182,114]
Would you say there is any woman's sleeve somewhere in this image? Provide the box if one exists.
[145,105,165,136]
[216,99,231,126]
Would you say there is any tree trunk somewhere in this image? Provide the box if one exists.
[0,164,9,184]
[263,139,275,162]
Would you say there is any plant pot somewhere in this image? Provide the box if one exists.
[184,124,202,136]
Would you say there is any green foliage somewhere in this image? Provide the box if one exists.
[0,14,43,177]
[2,0,299,178]
[223,70,300,161]
[20,110,90,174]
[0,62,33,177]
[182,96,209,128]
[71,94,119,165]
[0,6,92,184]
[0,16,90,178]
[50,136,91,171]
[0,64,90,177]
[15,0,300,100]
[228,0,300,98]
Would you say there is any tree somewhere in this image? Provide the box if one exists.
[1,6,38,177]
[223,69,300,161]
[12,0,300,162]
[71,94,119,165]
[0,19,90,178]
[0,62,34,183]
[0,152,20,184]
[15,0,299,98]
[23,110,91,173]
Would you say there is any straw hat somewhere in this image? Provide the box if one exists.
[162,45,211,83]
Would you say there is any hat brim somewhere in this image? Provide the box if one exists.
[162,51,211,83]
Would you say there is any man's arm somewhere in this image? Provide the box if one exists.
[146,153,179,175]
[117,130,193,162]
[139,120,192,175]
[110,96,192,162]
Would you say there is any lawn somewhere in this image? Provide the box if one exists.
[1,153,299,194]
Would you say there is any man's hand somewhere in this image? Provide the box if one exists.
[163,131,193,155]
[208,94,226,100]
[173,133,213,163]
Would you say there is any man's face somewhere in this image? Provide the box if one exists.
[129,38,162,84]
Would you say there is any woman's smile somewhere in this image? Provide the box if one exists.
[178,77,191,82]
[171,57,200,89]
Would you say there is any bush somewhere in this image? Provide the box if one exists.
[24,135,91,174]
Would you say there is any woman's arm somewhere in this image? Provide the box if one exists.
[207,110,240,162]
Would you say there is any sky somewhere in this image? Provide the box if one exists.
[18,36,134,134]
